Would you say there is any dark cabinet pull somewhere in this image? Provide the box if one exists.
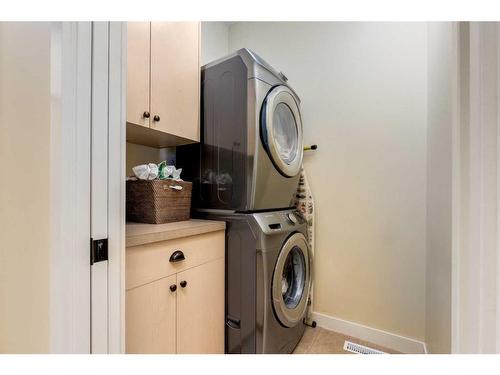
[180,280,187,288]
[143,111,150,118]
[169,250,185,263]
[169,284,177,292]
[226,316,241,330]
[153,115,160,122]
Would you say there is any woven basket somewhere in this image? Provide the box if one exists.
[126,180,193,224]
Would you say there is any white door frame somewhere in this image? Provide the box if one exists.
[451,21,500,354]
[107,21,127,355]
[49,21,126,354]
[90,21,111,354]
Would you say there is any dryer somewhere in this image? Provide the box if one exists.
[199,209,312,354]
[177,48,304,212]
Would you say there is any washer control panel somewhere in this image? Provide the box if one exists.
[252,209,304,234]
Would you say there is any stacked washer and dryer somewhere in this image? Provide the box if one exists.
[177,48,312,354]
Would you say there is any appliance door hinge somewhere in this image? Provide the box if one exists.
[90,238,108,265]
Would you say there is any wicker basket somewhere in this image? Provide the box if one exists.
[126,179,193,224]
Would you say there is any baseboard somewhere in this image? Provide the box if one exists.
[311,312,427,354]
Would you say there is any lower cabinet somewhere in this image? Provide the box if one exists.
[125,230,225,354]
[126,275,177,354]
[177,258,225,353]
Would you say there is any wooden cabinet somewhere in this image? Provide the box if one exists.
[177,258,225,354]
[150,23,200,142]
[126,22,200,147]
[125,230,225,354]
[126,275,177,354]
[126,22,151,129]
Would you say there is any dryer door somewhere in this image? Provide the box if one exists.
[261,85,303,177]
[272,232,311,327]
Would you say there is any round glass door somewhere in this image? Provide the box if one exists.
[273,103,298,164]
[272,232,311,327]
[281,246,306,309]
[261,86,303,177]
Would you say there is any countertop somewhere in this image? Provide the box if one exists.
[126,219,226,247]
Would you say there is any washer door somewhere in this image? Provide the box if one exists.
[272,232,311,327]
[261,85,303,177]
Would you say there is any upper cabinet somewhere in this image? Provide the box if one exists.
[150,23,200,142]
[126,22,201,148]
[127,22,151,129]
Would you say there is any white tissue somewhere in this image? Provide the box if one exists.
[171,167,182,180]
[165,165,175,177]
[160,164,183,180]
[132,163,159,180]
[148,164,159,180]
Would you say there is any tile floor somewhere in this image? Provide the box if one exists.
[293,327,400,354]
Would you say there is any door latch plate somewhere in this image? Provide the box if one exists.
[91,238,108,265]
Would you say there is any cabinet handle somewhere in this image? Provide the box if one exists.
[169,284,177,292]
[143,111,150,118]
[180,280,187,288]
[226,316,241,329]
[169,250,185,263]
[153,115,160,122]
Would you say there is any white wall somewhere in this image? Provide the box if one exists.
[228,22,428,341]
[0,22,52,353]
[425,22,454,354]
[201,22,229,65]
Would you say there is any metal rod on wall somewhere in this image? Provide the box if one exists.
[303,144,318,152]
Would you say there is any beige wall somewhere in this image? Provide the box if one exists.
[126,142,175,177]
[425,22,453,353]
[227,22,428,340]
[0,22,52,353]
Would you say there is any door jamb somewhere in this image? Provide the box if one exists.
[107,21,127,354]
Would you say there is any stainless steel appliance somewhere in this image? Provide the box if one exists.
[177,48,304,212]
[199,209,312,353]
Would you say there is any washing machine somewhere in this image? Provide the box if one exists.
[177,48,304,212]
[199,209,312,353]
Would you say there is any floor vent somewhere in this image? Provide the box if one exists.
[343,340,386,354]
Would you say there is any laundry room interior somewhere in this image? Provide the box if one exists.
[124,22,450,355]
[3,19,499,358]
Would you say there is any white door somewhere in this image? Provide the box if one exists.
[90,21,126,354]
[48,21,124,354]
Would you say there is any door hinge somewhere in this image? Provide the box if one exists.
[91,238,108,265]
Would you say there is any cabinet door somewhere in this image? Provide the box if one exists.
[127,22,151,128]
[126,275,177,353]
[150,22,200,142]
[177,258,225,353]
